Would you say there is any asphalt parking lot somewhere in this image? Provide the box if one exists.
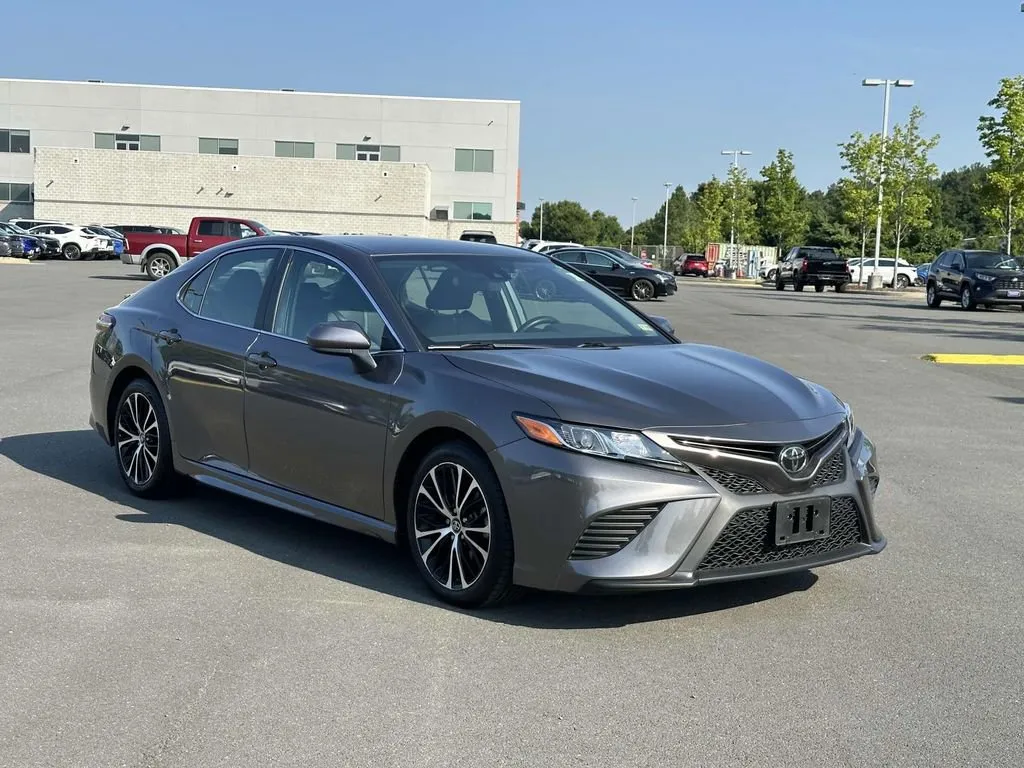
[1,260,1021,768]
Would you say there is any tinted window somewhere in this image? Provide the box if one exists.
[180,263,216,314]
[585,251,615,268]
[198,248,280,327]
[197,220,224,236]
[965,251,1020,269]
[553,250,586,265]
[271,251,394,350]
[951,253,965,270]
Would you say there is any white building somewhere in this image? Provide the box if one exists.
[0,78,521,242]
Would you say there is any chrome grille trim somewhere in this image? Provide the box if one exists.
[694,447,847,496]
[667,422,846,462]
[569,505,662,560]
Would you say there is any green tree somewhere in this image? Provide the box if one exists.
[632,186,694,248]
[527,200,597,244]
[591,210,625,246]
[978,75,1024,254]
[837,131,884,271]
[931,164,991,240]
[884,105,939,271]
[687,178,729,250]
[758,149,810,250]
[723,164,758,246]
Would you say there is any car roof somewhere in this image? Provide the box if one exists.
[265,234,548,260]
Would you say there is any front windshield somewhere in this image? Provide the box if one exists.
[0,223,26,235]
[966,252,1021,270]
[374,252,673,348]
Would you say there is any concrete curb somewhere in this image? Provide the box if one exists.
[692,278,922,297]
[0,257,36,265]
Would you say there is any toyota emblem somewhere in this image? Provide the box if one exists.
[779,445,808,474]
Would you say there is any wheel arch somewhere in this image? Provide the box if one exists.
[141,243,182,267]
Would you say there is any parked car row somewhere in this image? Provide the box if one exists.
[3,218,137,261]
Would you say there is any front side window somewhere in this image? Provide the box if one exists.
[199,137,239,155]
[275,141,315,158]
[454,148,494,173]
[452,202,493,221]
[196,248,280,327]
[0,129,30,153]
[271,251,395,350]
[375,253,672,348]
[584,251,615,268]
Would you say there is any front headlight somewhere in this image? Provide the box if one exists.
[654,273,668,282]
[843,402,855,447]
[975,273,995,282]
[514,414,689,471]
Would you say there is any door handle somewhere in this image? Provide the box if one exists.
[156,329,181,344]
[246,351,277,369]
[193,239,204,244]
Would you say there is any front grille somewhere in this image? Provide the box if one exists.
[569,505,662,560]
[671,422,845,463]
[810,449,846,487]
[697,496,865,572]
[993,278,1022,290]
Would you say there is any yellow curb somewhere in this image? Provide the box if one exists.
[922,354,1024,365]
[0,257,35,265]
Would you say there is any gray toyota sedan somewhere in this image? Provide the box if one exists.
[89,236,885,607]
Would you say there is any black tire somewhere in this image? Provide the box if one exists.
[926,282,942,308]
[814,284,825,293]
[112,378,183,499]
[896,274,910,290]
[775,276,785,291]
[62,243,82,261]
[836,281,849,293]
[793,279,805,292]
[406,442,517,608]
[960,283,977,311]
[767,268,778,281]
[630,278,655,301]
[145,252,175,281]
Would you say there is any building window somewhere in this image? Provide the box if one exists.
[0,130,30,154]
[0,183,32,202]
[453,202,493,221]
[95,133,161,151]
[199,137,239,155]
[337,143,400,161]
[275,141,315,159]
[454,148,494,173]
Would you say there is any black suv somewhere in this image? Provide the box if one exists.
[926,249,1024,310]
[547,247,677,301]
[775,246,852,292]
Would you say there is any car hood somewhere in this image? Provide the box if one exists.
[975,268,1024,279]
[443,343,846,441]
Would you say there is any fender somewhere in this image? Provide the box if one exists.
[140,242,183,267]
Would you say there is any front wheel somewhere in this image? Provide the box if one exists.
[926,283,942,308]
[630,279,655,301]
[406,442,516,608]
[766,268,778,281]
[62,243,82,261]
[775,276,785,291]
[793,279,805,292]
[113,378,183,498]
[960,284,977,311]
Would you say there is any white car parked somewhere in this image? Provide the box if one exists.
[28,224,115,261]
[848,257,919,289]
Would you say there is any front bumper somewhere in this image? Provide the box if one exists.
[974,282,1024,304]
[655,280,677,297]
[493,428,884,593]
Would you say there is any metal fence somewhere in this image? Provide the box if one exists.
[632,243,780,276]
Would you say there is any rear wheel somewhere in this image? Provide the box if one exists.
[793,278,805,292]
[814,284,825,293]
[406,442,516,608]
[896,274,910,290]
[62,243,82,261]
[960,284,977,311]
[775,276,785,291]
[766,268,778,281]
[113,378,183,498]
[926,282,942,308]
[836,281,849,293]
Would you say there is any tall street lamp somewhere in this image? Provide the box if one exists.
[663,183,672,254]
[721,149,751,257]
[538,197,545,241]
[862,77,914,288]
[630,196,638,253]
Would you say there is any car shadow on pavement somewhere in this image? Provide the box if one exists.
[0,428,818,629]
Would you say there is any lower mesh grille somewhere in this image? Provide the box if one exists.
[810,449,846,487]
[868,476,880,495]
[569,505,662,560]
[697,496,865,572]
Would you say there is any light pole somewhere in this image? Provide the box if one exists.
[663,183,671,256]
[538,197,545,241]
[721,150,751,262]
[862,77,914,288]
[630,196,638,253]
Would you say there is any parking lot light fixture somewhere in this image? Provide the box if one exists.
[663,183,671,254]
[630,196,638,253]
[539,198,545,241]
[862,77,914,286]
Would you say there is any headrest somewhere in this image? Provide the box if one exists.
[425,269,478,311]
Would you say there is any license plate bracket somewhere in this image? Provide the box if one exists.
[1007,289,1021,298]
[774,496,831,546]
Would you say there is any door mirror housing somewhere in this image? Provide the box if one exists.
[649,315,674,335]
[306,321,377,371]
[610,261,621,270]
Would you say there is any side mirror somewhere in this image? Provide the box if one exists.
[649,315,675,335]
[306,321,377,371]
[611,261,621,270]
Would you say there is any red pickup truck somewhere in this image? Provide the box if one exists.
[122,216,273,280]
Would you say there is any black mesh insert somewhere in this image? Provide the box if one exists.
[696,448,848,495]
[569,505,662,560]
[697,496,865,572]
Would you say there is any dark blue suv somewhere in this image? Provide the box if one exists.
[926,249,1024,310]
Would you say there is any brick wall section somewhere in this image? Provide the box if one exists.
[32,147,516,242]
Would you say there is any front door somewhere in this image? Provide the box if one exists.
[580,250,628,293]
[242,248,401,518]
[157,245,283,473]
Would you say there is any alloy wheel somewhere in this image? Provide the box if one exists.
[413,462,491,591]
[961,286,974,310]
[631,279,654,301]
[117,392,160,487]
[63,244,81,261]
[896,274,910,290]
[148,255,173,279]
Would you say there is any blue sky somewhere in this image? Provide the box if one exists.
[14,0,1022,224]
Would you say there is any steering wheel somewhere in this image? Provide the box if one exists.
[518,315,560,333]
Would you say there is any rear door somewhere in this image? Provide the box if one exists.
[942,252,965,295]
[156,245,285,474]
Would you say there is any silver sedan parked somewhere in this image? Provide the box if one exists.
[88,236,885,607]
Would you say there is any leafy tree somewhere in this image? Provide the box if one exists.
[931,164,991,240]
[723,164,758,246]
[687,178,729,250]
[591,210,625,245]
[978,75,1024,254]
[526,200,597,244]
[758,149,810,250]
[884,105,939,272]
[837,131,883,273]
[632,186,694,248]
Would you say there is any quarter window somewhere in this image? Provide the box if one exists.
[271,251,395,350]
[0,183,32,202]
[199,137,239,155]
[275,141,315,158]
[197,248,280,328]
[452,202,493,221]
[454,148,494,173]
[94,133,161,151]
[0,129,30,153]
[180,263,216,314]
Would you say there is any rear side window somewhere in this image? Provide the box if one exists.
[197,248,281,327]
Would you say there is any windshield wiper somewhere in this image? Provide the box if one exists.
[426,342,543,350]
[576,341,618,348]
